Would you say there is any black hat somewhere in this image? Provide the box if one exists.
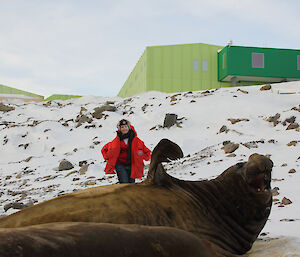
[117,119,131,130]
[119,119,128,126]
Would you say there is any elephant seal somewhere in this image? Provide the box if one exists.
[0,222,217,257]
[0,139,273,256]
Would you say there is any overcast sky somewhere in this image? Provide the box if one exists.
[1,0,300,98]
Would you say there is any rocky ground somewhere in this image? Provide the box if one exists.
[0,82,300,254]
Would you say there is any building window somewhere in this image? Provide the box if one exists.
[298,55,300,70]
[202,60,208,71]
[252,53,264,68]
[193,59,199,70]
[222,53,226,69]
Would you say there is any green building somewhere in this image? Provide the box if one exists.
[218,45,300,86]
[118,43,300,97]
[0,84,44,102]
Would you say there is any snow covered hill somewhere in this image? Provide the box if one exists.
[0,81,300,256]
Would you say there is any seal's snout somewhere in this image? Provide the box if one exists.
[248,153,273,173]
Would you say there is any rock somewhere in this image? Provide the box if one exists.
[284,116,296,124]
[80,107,87,114]
[291,105,300,112]
[222,141,231,146]
[219,125,228,133]
[92,105,117,119]
[85,125,96,129]
[0,103,15,112]
[242,142,258,149]
[95,105,117,113]
[79,165,89,175]
[281,197,292,205]
[18,143,29,150]
[272,187,280,196]
[260,84,272,91]
[91,109,103,119]
[4,200,33,212]
[8,190,27,197]
[59,160,74,171]
[141,104,148,112]
[226,154,236,157]
[201,90,210,95]
[84,180,96,186]
[75,115,93,127]
[79,160,88,167]
[237,89,248,94]
[266,113,280,126]
[286,123,299,130]
[227,118,249,124]
[163,113,178,128]
[288,169,296,174]
[222,142,239,153]
[65,170,78,177]
[24,156,33,162]
[287,141,298,146]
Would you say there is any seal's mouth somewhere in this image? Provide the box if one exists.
[248,172,270,193]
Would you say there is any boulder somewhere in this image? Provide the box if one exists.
[286,123,299,130]
[163,113,178,128]
[0,103,15,112]
[4,201,33,212]
[59,160,74,171]
[222,142,239,153]
[92,105,117,119]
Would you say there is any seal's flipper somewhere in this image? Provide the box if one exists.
[144,139,183,184]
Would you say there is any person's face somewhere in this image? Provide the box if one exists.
[120,125,129,134]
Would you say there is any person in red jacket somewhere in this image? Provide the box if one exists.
[101,119,151,183]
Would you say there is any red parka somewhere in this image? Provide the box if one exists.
[101,126,151,179]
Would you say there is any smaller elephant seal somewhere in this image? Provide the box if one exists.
[0,222,217,257]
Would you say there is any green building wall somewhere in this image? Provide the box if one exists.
[0,84,44,99]
[218,45,300,82]
[147,43,231,93]
[118,43,232,97]
[118,50,147,97]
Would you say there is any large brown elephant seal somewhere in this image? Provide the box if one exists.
[0,222,217,257]
[0,139,273,256]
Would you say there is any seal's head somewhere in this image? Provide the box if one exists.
[241,153,273,204]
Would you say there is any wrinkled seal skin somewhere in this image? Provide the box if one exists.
[0,222,216,257]
[0,139,273,256]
